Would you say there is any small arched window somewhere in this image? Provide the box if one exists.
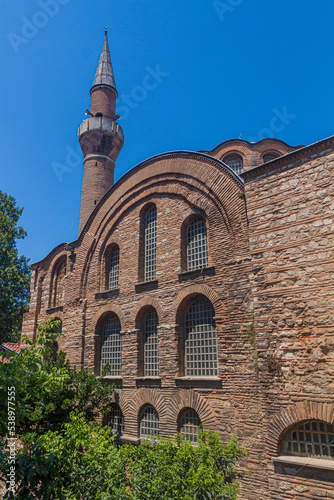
[109,246,119,290]
[139,405,159,438]
[101,314,122,376]
[52,258,66,308]
[184,296,218,377]
[144,205,157,282]
[143,308,159,377]
[282,420,334,459]
[224,155,243,174]
[179,408,201,443]
[107,404,124,438]
[186,218,208,271]
[263,154,279,163]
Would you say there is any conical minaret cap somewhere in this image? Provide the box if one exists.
[91,29,117,93]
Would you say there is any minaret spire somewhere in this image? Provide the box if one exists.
[77,29,124,234]
[91,28,116,93]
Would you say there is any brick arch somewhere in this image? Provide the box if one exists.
[169,389,217,431]
[126,388,169,428]
[133,297,166,326]
[169,284,224,325]
[267,401,334,455]
[91,304,126,333]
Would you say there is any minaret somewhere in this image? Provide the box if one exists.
[78,29,124,233]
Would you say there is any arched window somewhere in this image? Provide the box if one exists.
[184,296,218,377]
[143,308,159,376]
[139,405,159,438]
[52,258,66,307]
[101,314,122,376]
[282,420,334,458]
[224,155,243,174]
[179,408,201,443]
[263,153,279,163]
[186,218,208,271]
[144,205,157,281]
[109,246,119,290]
[107,404,124,438]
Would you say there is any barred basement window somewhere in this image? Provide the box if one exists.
[140,405,159,438]
[186,218,208,271]
[144,205,157,281]
[101,314,122,376]
[184,296,218,377]
[282,420,334,458]
[109,246,119,290]
[107,404,124,438]
[263,154,278,163]
[224,154,243,174]
[179,408,201,443]
[143,308,159,376]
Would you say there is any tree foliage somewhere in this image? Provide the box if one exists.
[0,191,31,343]
[0,319,247,499]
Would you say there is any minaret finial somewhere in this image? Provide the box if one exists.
[105,26,108,37]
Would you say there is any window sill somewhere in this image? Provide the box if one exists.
[135,280,158,292]
[95,289,119,299]
[46,305,63,314]
[135,376,161,387]
[175,376,221,388]
[272,455,334,471]
[120,435,140,445]
[100,376,122,386]
[178,266,215,281]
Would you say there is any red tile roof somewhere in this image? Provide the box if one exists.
[1,343,21,353]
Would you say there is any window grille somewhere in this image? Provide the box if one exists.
[143,308,159,376]
[101,314,122,376]
[263,154,278,163]
[186,218,208,271]
[108,404,124,438]
[224,155,243,174]
[179,408,201,443]
[184,297,218,377]
[144,206,157,281]
[109,246,119,290]
[282,420,334,458]
[140,405,159,437]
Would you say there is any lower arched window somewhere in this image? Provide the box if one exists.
[139,405,159,438]
[107,404,124,438]
[101,314,122,376]
[143,308,159,376]
[179,408,201,443]
[282,420,334,458]
[184,296,218,377]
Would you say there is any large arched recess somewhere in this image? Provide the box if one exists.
[76,151,247,298]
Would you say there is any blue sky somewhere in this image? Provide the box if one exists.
[1,0,334,264]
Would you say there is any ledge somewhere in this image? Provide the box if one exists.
[135,376,161,387]
[178,266,215,281]
[100,376,122,386]
[272,455,334,471]
[135,280,159,292]
[46,305,63,314]
[175,376,221,388]
[120,435,140,445]
[95,288,119,299]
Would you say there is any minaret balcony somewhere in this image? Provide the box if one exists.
[78,117,124,142]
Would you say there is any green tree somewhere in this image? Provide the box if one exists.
[0,318,115,441]
[0,191,31,343]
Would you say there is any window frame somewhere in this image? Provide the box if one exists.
[178,408,201,443]
[143,308,159,377]
[139,404,159,439]
[185,216,208,272]
[100,313,122,377]
[223,154,243,174]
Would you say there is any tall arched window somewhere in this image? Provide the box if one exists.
[282,420,334,458]
[224,154,243,174]
[144,205,157,281]
[186,218,208,271]
[143,308,159,376]
[101,314,122,376]
[139,405,159,438]
[179,408,201,443]
[52,258,66,307]
[109,246,119,290]
[107,404,124,438]
[184,296,218,377]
